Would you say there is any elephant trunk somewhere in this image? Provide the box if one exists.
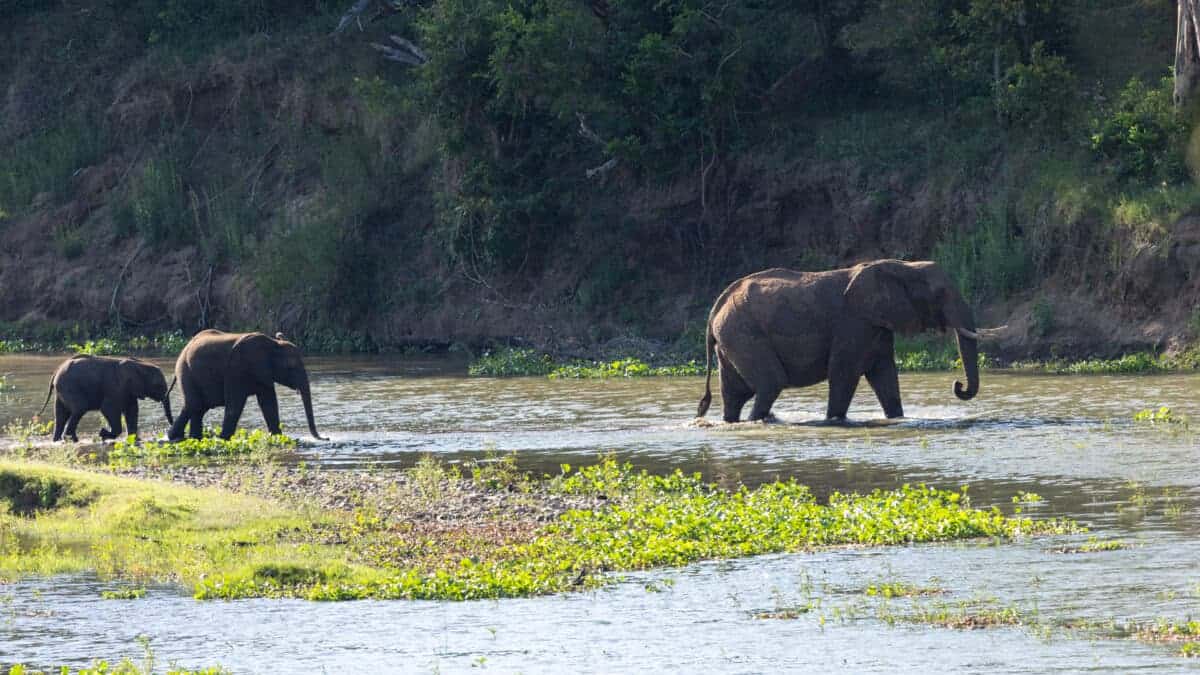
[299,377,325,441]
[953,329,980,401]
[162,396,174,427]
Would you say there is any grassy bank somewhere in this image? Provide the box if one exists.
[0,458,1077,601]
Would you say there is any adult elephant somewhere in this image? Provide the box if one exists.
[696,259,984,423]
[38,355,174,442]
[167,329,324,441]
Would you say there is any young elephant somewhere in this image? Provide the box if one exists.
[167,329,324,441]
[38,355,175,442]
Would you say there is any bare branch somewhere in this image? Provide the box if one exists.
[370,34,429,65]
[335,0,374,34]
[586,157,619,179]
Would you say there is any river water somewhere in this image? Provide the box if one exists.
[0,355,1198,672]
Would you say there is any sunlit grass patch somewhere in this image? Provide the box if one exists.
[0,460,352,588]
[108,429,297,461]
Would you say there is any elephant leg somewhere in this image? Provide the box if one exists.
[168,407,190,441]
[189,408,207,439]
[63,410,84,443]
[718,352,753,423]
[748,387,783,422]
[257,389,282,435]
[865,353,903,419]
[743,350,788,422]
[53,400,68,441]
[220,394,248,440]
[124,397,140,439]
[98,399,123,440]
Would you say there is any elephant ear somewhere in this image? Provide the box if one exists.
[228,333,276,387]
[843,260,924,334]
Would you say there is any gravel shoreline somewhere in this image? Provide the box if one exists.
[109,462,608,527]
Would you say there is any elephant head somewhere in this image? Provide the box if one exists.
[229,332,324,440]
[123,358,174,425]
[843,259,980,401]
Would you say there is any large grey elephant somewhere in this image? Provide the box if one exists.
[38,355,174,442]
[696,259,983,423]
[167,329,324,441]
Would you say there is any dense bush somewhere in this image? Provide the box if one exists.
[1091,76,1190,185]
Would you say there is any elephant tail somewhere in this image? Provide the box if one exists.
[166,375,177,397]
[37,380,53,418]
[696,321,716,418]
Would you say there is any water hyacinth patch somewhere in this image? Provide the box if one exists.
[467,347,702,378]
[549,359,704,378]
[108,429,297,460]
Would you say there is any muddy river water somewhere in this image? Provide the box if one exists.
[0,354,1198,672]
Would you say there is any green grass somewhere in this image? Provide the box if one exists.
[0,459,1079,601]
[108,429,298,461]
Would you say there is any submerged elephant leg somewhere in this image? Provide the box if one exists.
[825,372,861,421]
[718,352,753,423]
[220,395,248,439]
[257,389,282,435]
[865,354,903,418]
[53,400,68,441]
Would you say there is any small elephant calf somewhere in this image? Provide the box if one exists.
[38,355,175,442]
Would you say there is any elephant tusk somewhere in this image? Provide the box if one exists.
[955,327,982,340]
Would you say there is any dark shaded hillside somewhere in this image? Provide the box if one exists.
[1,0,1197,359]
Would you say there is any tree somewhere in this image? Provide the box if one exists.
[1175,0,1200,109]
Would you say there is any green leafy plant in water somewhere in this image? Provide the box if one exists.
[549,358,704,378]
[108,429,297,461]
[467,347,554,376]
[100,588,146,600]
[864,581,943,598]
[1134,406,1188,426]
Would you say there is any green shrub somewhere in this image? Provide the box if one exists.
[998,42,1076,133]
[0,117,108,220]
[116,157,187,245]
[1090,76,1189,185]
